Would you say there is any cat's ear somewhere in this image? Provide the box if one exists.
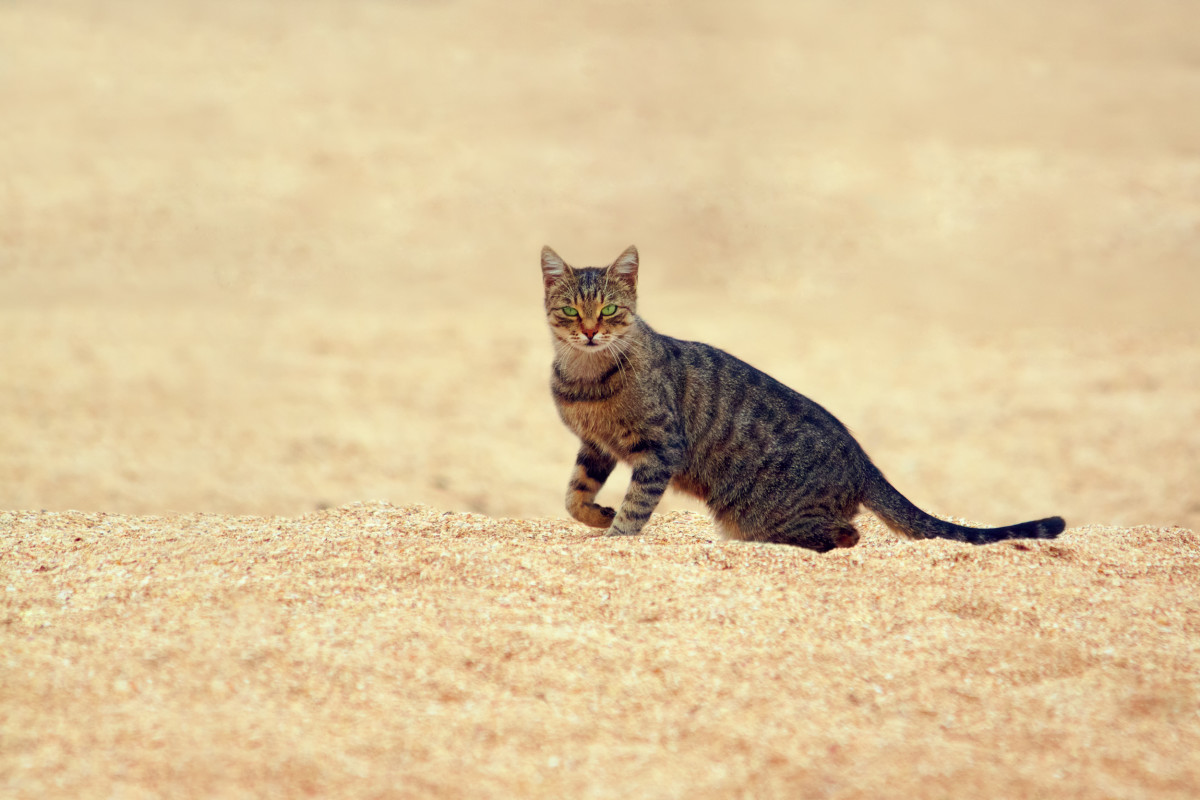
[610,245,639,288]
[541,246,569,290]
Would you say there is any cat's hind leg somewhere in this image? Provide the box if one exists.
[712,510,859,552]
[763,516,860,553]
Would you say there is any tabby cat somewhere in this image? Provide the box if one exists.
[542,245,1065,552]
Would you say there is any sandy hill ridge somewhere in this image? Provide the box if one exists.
[3,503,1198,797]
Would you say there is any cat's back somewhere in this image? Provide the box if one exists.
[651,328,857,454]
[649,328,802,411]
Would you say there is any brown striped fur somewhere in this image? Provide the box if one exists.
[542,245,1066,552]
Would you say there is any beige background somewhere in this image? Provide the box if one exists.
[2,1,1199,796]
[2,0,1198,531]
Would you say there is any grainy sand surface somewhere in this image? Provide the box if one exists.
[3,0,1199,797]
[5,506,1199,798]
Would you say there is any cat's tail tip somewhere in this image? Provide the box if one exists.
[1003,515,1067,540]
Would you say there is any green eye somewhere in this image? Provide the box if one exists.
[561,306,579,317]
[600,304,618,316]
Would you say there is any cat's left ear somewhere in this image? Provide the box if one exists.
[610,245,638,288]
[541,246,568,290]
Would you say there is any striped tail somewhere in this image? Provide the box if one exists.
[863,465,1065,544]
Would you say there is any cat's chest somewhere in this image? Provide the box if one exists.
[557,394,651,459]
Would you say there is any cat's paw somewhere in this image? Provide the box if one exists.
[571,502,616,528]
[602,523,638,537]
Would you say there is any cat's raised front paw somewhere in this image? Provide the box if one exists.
[570,502,616,528]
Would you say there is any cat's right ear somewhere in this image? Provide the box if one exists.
[541,246,568,290]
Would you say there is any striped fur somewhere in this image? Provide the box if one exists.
[542,245,1066,552]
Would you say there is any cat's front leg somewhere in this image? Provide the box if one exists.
[606,443,680,537]
[565,440,618,528]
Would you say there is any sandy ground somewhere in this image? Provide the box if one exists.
[2,0,1199,796]
[5,506,1199,798]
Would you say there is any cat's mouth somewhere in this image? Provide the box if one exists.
[574,337,609,352]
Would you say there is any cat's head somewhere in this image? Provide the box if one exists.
[541,245,639,354]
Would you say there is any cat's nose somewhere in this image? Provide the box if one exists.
[582,327,598,340]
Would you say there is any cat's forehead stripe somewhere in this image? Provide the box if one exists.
[575,268,607,294]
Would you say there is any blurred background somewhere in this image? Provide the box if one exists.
[2,0,1197,529]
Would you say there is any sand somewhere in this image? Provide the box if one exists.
[2,0,1199,796]
[5,506,1199,797]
